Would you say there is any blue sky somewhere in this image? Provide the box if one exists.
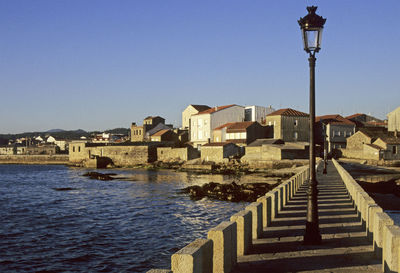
[1,0,399,133]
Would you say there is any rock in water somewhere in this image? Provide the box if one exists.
[82,172,115,181]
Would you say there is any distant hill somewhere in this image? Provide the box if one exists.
[46,129,66,133]
[0,128,129,141]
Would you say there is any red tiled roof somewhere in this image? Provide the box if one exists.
[226,121,255,130]
[214,121,255,131]
[195,104,237,115]
[316,114,355,125]
[266,108,309,117]
[346,113,364,120]
[213,122,235,130]
[151,129,170,137]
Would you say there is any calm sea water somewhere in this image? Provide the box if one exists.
[387,211,400,225]
[0,165,247,272]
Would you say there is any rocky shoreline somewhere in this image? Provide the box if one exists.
[178,181,278,202]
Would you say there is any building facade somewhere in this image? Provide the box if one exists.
[265,108,309,142]
[181,104,211,130]
[316,115,356,153]
[244,105,275,124]
[213,121,271,145]
[190,105,245,148]
[130,116,166,142]
[388,106,400,132]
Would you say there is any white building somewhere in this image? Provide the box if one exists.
[190,104,245,148]
[245,105,275,124]
[181,104,211,130]
[388,106,400,132]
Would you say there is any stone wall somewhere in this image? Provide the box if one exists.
[157,147,199,162]
[332,159,400,272]
[0,155,69,164]
[201,146,224,163]
[346,131,371,150]
[341,147,380,161]
[69,143,160,167]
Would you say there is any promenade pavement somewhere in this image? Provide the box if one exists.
[233,161,382,273]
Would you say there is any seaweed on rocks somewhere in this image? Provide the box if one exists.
[178,181,277,202]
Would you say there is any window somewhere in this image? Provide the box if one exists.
[393,146,397,154]
[294,132,298,140]
[78,146,81,152]
[73,146,75,152]
[198,131,203,139]
[294,119,298,126]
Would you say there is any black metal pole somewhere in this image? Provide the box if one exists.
[323,123,327,174]
[304,54,322,245]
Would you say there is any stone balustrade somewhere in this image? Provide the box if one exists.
[332,159,400,273]
[147,163,312,273]
[148,159,400,272]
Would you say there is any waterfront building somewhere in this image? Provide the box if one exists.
[181,104,211,130]
[130,116,166,142]
[316,115,356,154]
[388,106,400,132]
[190,104,245,149]
[265,108,309,142]
[342,127,400,160]
[212,121,271,145]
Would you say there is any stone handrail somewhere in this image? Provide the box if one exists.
[147,162,315,273]
[332,159,400,273]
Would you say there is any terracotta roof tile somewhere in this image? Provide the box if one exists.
[213,123,235,130]
[316,114,355,125]
[195,104,237,115]
[346,113,364,119]
[266,108,309,117]
[226,121,255,131]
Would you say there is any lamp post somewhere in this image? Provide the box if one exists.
[323,123,328,174]
[298,6,326,245]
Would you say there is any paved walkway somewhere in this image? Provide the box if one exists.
[233,161,382,273]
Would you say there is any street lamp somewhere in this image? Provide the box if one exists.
[323,122,328,174]
[298,6,326,245]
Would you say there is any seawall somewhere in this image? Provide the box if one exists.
[0,155,69,165]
